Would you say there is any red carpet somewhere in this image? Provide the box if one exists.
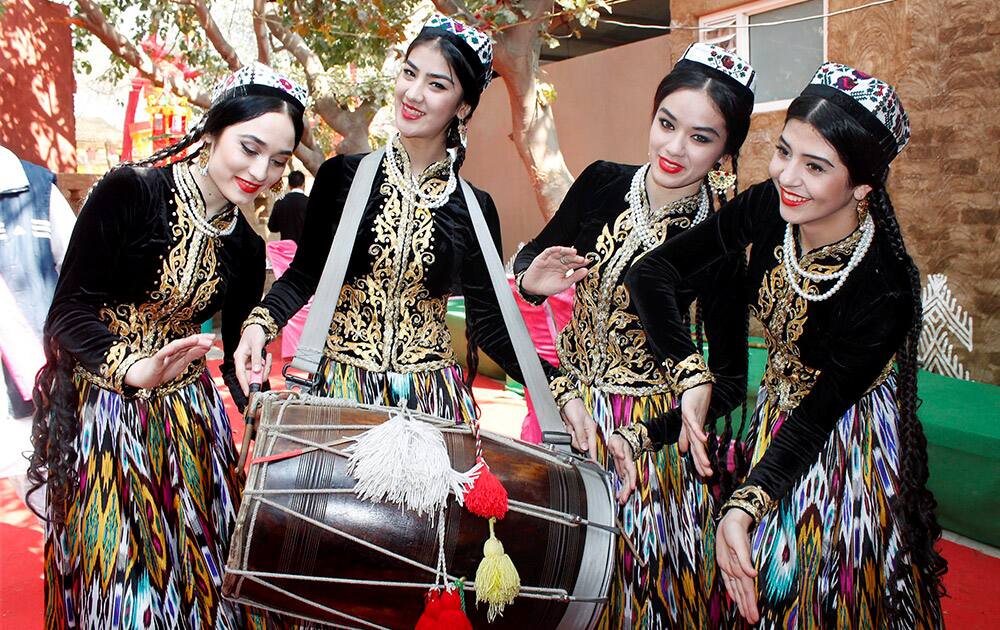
[2,341,997,627]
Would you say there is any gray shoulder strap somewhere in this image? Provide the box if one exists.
[458,179,563,434]
[291,149,384,375]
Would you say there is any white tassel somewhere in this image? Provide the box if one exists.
[346,410,476,517]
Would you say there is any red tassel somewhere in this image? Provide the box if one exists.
[414,589,443,630]
[436,588,472,629]
[414,587,471,630]
[464,457,508,520]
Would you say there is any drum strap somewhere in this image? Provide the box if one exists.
[291,150,563,433]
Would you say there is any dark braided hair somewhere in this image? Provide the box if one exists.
[787,95,946,614]
[651,63,754,491]
[27,93,305,524]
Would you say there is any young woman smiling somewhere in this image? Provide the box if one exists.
[29,63,307,628]
[623,64,945,628]
[235,14,556,420]
[513,43,756,628]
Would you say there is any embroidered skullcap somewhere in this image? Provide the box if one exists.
[420,13,495,91]
[212,62,309,111]
[675,43,756,97]
[801,63,909,166]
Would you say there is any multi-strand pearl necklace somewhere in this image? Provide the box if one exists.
[384,134,457,209]
[782,212,875,302]
[175,163,238,237]
[626,164,708,249]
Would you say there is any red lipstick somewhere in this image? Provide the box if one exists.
[658,156,684,174]
[401,102,424,121]
[779,187,810,207]
[235,177,262,194]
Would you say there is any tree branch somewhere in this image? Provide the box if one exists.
[186,0,242,70]
[74,0,212,108]
[252,0,271,64]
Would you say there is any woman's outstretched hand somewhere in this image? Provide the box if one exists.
[124,333,216,390]
[520,246,589,297]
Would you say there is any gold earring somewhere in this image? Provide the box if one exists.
[708,169,737,194]
[856,197,870,222]
[270,179,283,194]
[197,148,210,177]
[458,118,469,148]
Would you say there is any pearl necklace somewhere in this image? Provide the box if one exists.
[175,163,238,237]
[384,134,457,209]
[627,164,708,250]
[781,212,874,302]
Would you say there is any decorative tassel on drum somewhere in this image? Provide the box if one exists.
[414,587,472,630]
[475,517,520,622]
[416,511,473,629]
[346,408,474,517]
[463,456,508,520]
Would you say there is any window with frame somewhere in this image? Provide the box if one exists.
[700,0,826,110]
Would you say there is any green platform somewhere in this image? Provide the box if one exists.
[446,297,1000,547]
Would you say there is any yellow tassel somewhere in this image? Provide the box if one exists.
[474,517,520,622]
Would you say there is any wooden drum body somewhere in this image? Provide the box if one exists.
[224,395,616,629]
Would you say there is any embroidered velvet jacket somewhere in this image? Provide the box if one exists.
[626,181,911,504]
[46,164,265,408]
[252,144,554,383]
[513,160,747,419]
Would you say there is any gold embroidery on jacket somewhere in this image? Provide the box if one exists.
[557,197,699,396]
[753,230,863,410]
[87,165,224,394]
[325,145,456,373]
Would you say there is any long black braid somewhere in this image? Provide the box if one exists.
[868,185,947,613]
[28,94,304,524]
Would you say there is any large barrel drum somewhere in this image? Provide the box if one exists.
[224,394,616,629]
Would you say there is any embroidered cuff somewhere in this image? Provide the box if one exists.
[666,352,715,395]
[515,271,547,307]
[719,485,774,526]
[242,306,280,344]
[550,374,581,409]
[102,344,153,393]
[613,422,654,461]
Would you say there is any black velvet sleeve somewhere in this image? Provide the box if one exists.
[258,155,353,328]
[512,160,614,276]
[220,227,266,412]
[740,291,910,502]
[627,182,774,445]
[698,252,751,419]
[46,167,145,379]
[460,189,557,384]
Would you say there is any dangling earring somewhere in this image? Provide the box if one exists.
[708,166,736,195]
[270,179,283,194]
[197,146,210,177]
[458,117,469,148]
[856,197,870,222]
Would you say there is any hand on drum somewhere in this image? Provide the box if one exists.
[234,323,270,395]
[124,333,215,390]
[679,382,713,477]
[560,397,598,461]
[716,508,759,624]
[521,246,589,297]
[607,433,637,505]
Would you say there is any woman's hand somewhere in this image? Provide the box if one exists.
[124,333,215,390]
[678,382,713,477]
[560,397,598,461]
[234,324,267,395]
[608,433,638,504]
[520,246,589,297]
[716,509,759,624]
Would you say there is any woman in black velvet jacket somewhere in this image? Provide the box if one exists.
[619,63,945,628]
[28,64,307,628]
[513,43,757,628]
